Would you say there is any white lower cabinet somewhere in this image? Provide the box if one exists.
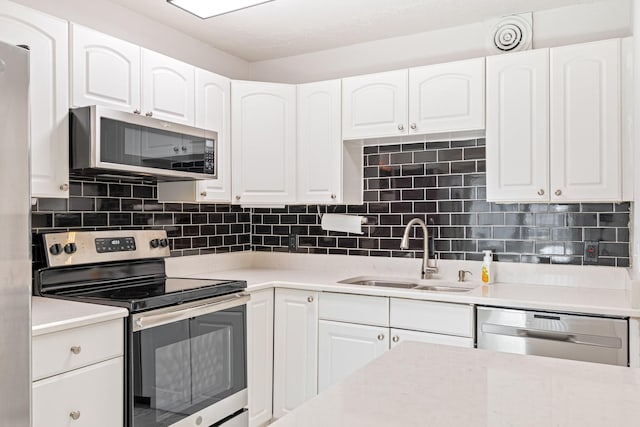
[247,289,274,427]
[317,293,474,391]
[318,320,388,392]
[272,288,318,419]
[32,318,124,427]
[32,357,123,427]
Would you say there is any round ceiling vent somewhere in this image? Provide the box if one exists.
[489,13,532,53]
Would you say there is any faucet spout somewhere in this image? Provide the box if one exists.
[400,218,438,279]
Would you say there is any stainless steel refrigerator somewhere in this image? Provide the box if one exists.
[0,41,31,427]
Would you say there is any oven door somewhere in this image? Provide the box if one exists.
[131,292,249,427]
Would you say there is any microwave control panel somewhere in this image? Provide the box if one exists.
[204,139,215,175]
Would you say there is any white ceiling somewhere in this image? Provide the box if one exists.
[109,0,603,62]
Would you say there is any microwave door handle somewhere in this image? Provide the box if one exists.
[132,292,250,331]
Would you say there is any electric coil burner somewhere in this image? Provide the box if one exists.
[33,230,249,427]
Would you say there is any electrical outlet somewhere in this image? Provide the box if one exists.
[584,240,599,263]
[288,234,298,252]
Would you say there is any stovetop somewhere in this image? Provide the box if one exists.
[33,230,247,313]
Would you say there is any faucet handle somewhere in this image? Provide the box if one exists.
[458,270,472,282]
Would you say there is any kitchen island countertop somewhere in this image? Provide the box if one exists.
[271,341,640,427]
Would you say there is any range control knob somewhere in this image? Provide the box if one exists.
[159,238,169,248]
[150,239,160,248]
[49,243,63,255]
[63,243,77,254]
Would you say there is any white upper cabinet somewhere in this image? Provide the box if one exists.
[486,48,550,202]
[487,38,622,203]
[71,24,140,113]
[231,81,296,205]
[408,57,485,134]
[72,25,196,126]
[157,68,231,202]
[342,69,408,139]
[0,1,69,198]
[297,79,342,204]
[550,39,621,202]
[141,48,195,125]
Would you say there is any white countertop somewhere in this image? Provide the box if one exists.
[271,341,640,427]
[183,266,638,317]
[32,296,128,336]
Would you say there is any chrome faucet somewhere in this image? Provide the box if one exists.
[399,218,438,279]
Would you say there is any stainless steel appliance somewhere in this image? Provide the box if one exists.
[33,230,249,427]
[70,105,217,181]
[0,41,31,427]
[477,306,628,366]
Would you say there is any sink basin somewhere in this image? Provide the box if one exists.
[338,276,474,293]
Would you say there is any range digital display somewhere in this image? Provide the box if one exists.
[95,237,136,253]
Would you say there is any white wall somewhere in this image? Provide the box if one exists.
[250,0,632,83]
[10,0,251,79]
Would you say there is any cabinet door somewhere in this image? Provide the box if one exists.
[550,39,621,202]
[273,289,318,419]
[486,49,550,202]
[297,79,342,203]
[342,69,408,139]
[231,81,296,205]
[71,24,140,113]
[32,357,123,427]
[0,2,69,198]
[157,69,231,203]
[318,320,388,393]
[141,48,195,125]
[409,57,485,134]
[389,328,474,349]
[247,289,274,427]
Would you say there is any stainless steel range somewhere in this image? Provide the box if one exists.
[33,230,249,427]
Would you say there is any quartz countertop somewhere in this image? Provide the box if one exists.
[32,296,128,336]
[271,341,640,427]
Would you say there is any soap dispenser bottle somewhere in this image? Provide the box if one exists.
[481,250,494,284]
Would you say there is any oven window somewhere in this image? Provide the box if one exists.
[132,306,246,426]
[100,117,216,176]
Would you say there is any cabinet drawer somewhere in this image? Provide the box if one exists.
[390,328,474,349]
[33,357,123,427]
[390,298,473,337]
[319,293,389,327]
[33,319,123,380]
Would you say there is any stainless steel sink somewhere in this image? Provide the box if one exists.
[338,276,474,293]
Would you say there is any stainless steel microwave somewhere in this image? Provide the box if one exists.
[70,105,217,181]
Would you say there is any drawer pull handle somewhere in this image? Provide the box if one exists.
[392,336,399,343]
[377,334,385,341]
[70,346,81,355]
[69,410,81,420]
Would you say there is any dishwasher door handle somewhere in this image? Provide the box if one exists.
[481,323,623,349]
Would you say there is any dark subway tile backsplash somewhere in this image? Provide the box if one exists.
[251,138,630,267]
[32,175,251,256]
[32,138,630,266]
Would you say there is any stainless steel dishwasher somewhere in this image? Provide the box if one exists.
[476,306,628,366]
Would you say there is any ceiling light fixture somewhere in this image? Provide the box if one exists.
[167,0,275,19]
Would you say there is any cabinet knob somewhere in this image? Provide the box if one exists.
[537,189,545,196]
[133,109,141,115]
[235,195,241,201]
[145,111,153,117]
[397,124,404,131]
[200,191,207,197]
[330,193,336,200]
[173,146,180,153]
[555,189,562,196]
[59,183,69,191]
[69,410,81,420]
[181,146,187,152]
[410,123,417,130]
[307,296,314,303]
[70,346,81,355]
[377,333,385,341]
[392,335,399,343]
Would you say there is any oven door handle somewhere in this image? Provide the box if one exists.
[132,292,250,331]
